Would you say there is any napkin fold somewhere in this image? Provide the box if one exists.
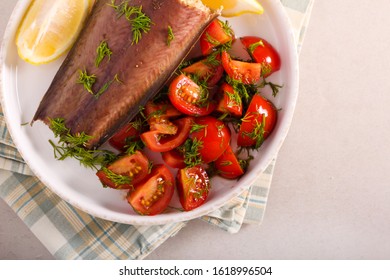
[0,0,314,259]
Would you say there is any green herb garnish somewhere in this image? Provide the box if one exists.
[178,138,203,167]
[241,114,267,149]
[77,69,96,94]
[95,40,113,67]
[167,25,174,46]
[109,1,153,45]
[248,40,264,54]
[48,118,116,170]
[102,166,132,187]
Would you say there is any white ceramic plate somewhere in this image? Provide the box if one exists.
[0,0,298,225]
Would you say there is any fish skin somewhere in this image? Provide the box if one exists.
[33,0,218,149]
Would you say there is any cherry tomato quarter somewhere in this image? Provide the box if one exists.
[200,19,234,56]
[237,94,277,148]
[181,57,224,87]
[168,74,216,117]
[215,145,244,179]
[127,164,175,216]
[96,151,150,189]
[108,121,141,152]
[162,148,186,169]
[141,117,193,152]
[221,51,262,85]
[176,166,211,211]
[215,82,243,117]
[189,116,231,163]
[240,36,281,77]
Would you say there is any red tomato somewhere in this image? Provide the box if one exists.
[237,94,277,148]
[168,74,216,117]
[181,57,224,87]
[127,165,174,216]
[141,117,193,152]
[215,83,243,117]
[190,116,230,163]
[96,151,149,189]
[161,149,186,169]
[215,145,244,179]
[240,36,281,77]
[200,19,234,56]
[108,121,141,151]
[176,166,210,211]
[145,101,181,134]
[221,51,262,85]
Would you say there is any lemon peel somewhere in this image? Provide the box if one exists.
[202,0,264,17]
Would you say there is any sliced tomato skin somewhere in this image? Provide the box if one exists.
[215,146,244,179]
[141,117,193,152]
[96,151,149,189]
[181,58,224,87]
[221,51,262,85]
[108,123,141,152]
[215,83,243,117]
[127,165,175,216]
[200,19,234,56]
[237,94,277,147]
[161,149,186,169]
[240,36,281,77]
[190,116,231,163]
[176,166,210,211]
[168,74,216,117]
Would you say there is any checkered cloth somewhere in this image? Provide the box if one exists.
[0,0,314,259]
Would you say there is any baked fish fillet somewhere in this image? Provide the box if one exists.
[33,0,218,149]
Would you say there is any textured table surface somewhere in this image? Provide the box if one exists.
[1,0,390,259]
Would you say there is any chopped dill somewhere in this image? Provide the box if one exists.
[242,114,267,149]
[167,25,174,46]
[102,167,132,187]
[178,138,203,167]
[248,40,264,54]
[48,118,117,170]
[259,78,283,97]
[95,40,113,67]
[109,1,153,45]
[77,69,96,94]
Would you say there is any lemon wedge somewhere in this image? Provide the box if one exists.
[202,0,264,17]
[15,0,90,65]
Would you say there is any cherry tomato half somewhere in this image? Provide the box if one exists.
[190,116,231,163]
[168,74,216,117]
[215,82,243,117]
[215,145,244,179]
[127,164,174,216]
[96,151,150,189]
[221,51,262,85]
[200,19,234,56]
[176,165,211,211]
[237,94,277,148]
[141,117,193,152]
[240,36,281,77]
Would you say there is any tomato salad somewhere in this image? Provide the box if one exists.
[96,19,282,216]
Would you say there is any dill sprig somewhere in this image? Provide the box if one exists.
[48,118,117,170]
[102,167,132,187]
[109,1,153,45]
[95,40,113,67]
[94,74,122,99]
[167,25,174,46]
[178,138,204,167]
[241,114,267,149]
[77,69,96,94]
[259,78,284,97]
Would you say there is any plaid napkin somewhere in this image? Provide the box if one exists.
[0,0,314,259]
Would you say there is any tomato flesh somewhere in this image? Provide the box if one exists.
[127,165,174,216]
[190,116,231,163]
[141,117,193,152]
[96,151,149,189]
[108,122,141,152]
[168,74,215,117]
[221,51,261,85]
[237,94,277,148]
[181,57,224,87]
[200,19,234,56]
[161,149,186,169]
[176,166,210,211]
[215,145,244,179]
[240,36,281,77]
[215,83,243,117]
